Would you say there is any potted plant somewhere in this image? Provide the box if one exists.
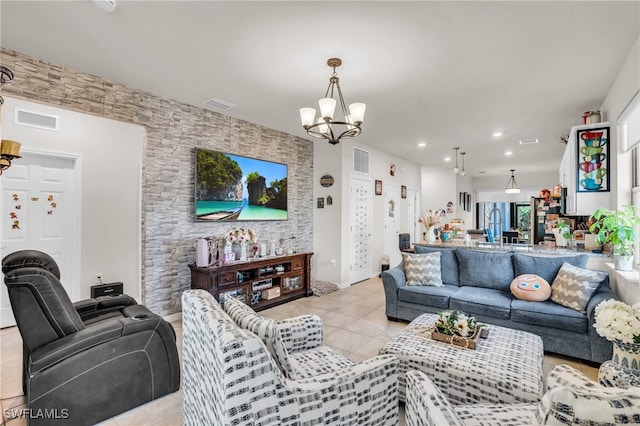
[553,221,571,247]
[589,205,640,271]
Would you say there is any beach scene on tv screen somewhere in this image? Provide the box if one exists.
[196,149,288,221]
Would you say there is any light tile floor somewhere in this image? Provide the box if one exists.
[1,277,599,425]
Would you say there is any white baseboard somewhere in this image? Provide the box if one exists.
[163,312,182,322]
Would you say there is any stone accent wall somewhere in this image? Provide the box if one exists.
[1,48,313,316]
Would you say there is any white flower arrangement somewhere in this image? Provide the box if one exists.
[418,209,442,228]
[435,310,483,338]
[594,299,640,344]
[225,228,256,245]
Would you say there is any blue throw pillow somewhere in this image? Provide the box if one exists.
[455,248,514,291]
[513,253,589,284]
[414,245,459,285]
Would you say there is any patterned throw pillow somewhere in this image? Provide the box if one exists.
[402,252,443,286]
[224,297,295,377]
[550,263,607,312]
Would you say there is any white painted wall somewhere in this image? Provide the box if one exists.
[420,168,459,231]
[1,97,144,299]
[600,35,640,208]
[313,138,421,286]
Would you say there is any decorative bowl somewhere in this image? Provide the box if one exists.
[440,231,454,242]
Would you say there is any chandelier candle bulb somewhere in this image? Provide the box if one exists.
[299,108,316,127]
[319,98,337,119]
[349,103,366,124]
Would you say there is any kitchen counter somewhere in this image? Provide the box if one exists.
[413,240,611,259]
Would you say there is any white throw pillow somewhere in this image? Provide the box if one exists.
[402,252,443,286]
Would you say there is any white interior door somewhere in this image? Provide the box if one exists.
[383,183,401,267]
[349,175,373,284]
[1,151,80,327]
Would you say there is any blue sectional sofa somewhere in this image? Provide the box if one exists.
[381,246,616,363]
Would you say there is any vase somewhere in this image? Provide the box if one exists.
[613,253,634,271]
[239,241,248,261]
[426,226,436,244]
[598,340,640,388]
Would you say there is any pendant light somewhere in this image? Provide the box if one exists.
[452,147,460,174]
[460,151,466,176]
[505,169,520,194]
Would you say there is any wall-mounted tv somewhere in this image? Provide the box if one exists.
[195,148,288,221]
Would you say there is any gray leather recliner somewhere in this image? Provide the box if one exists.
[2,250,180,426]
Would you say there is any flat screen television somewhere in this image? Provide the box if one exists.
[195,148,288,221]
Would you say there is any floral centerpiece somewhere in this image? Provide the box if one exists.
[594,300,640,344]
[418,209,442,243]
[435,310,484,338]
[225,228,256,245]
[594,300,640,384]
[225,228,256,261]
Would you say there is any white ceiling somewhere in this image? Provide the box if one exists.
[1,1,638,177]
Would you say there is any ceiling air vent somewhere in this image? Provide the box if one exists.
[353,147,370,174]
[15,108,59,131]
[519,138,539,145]
[204,98,236,110]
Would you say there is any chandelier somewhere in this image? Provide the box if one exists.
[0,66,21,176]
[299,58,366,145]
[505,169,521,194]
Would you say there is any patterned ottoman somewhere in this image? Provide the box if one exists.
[379,313,544,404]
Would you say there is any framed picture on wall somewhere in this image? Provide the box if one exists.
[459,192,465,206]
[576,126,610,192]
[465,193,471,212]
[375,180,383,195]
[401,185,407,199]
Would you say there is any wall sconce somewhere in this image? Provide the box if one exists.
[0,140,21,175]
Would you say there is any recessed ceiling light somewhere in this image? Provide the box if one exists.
[444,156,451,162]
[418,142,426,147]
[519,138,539,145]
[505,151,513,156]
[493,131,503,137]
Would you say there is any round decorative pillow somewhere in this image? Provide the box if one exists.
[510,274,551,301]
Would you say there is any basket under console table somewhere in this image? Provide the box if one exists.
[189,252,313,311]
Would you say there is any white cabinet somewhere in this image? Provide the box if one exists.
[560,122,611,216]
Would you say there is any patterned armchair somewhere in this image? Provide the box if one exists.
[405,364,640,425]
[182,290,399,426]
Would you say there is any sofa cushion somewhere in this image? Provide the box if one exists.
[513,253,589,284]
[224,297,295,378]
[398,284,459,309]
[510,274,551,302]
[449,286,513,319]
[402,252,443,286]
[511,299,588,333]
[414,245,459,285]
[455,249,514,291]
[550,263,608,313]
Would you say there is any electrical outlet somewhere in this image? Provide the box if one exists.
[95,274,103,283]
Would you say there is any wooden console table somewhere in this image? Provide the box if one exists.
[189,252,313,311]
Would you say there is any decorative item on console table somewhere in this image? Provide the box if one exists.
[225,228,256,261]
[594,300,640,388]
[589,205,640,271]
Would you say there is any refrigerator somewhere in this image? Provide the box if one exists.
[530,193,566,245]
